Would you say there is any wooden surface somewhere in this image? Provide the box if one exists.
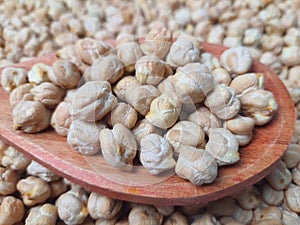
[0,42,295,206]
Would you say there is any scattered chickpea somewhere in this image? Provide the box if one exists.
[1,67,27,92]
[2,146,31,172]
[0,196,24,225]
[17,176,51,206]
[25,203,58,225]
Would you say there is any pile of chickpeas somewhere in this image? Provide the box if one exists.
[0,0,300,224]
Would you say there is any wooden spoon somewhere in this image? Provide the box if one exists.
[0,42,295,206]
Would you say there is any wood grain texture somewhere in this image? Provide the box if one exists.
[0,42,295,206]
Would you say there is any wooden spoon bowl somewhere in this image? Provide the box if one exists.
[0,42,295,206]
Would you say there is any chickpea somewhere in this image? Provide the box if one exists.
[49,179,69,200]
[175,145,218,185]
[135,54,166,85]
[51,101,73,137]
[206,128,239,166]
[99,123,137,171]
[49,60,82,89]
[27,63,51,84]
[140,133,176,175]
[282,143,300,169]
[17,175,51,206]
[261,182,284,206]
[84,54,124,84]
[71,81,117,122]
[230,73,264,97]
[106,102,138,129]
[27,160,60,182]
[166,39,200,67]
[87,192,123,220]
[1,67,27,92]
[265,160,292,191]
[163,211,188,225]
[0,196,24,225]
[146,92,181,129]
[211,68,231,86]
[30,82,66,109]
[191,213,220,225]
[2,146,31,172]
[12,100,51,133]
[68,120,106,155]
[132,119,163,143]
[220,46,252,75]
[56,189,88,225]
[25,203,58,225]
[128,204,163,225]
[232,185,260,210]
[113,76,139,102]
[9,83,35,108]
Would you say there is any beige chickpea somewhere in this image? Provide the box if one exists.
[187,106,222,135]
[175,146,218,185]
[12,100,51,133]
[49,179,69,200]
[0,141,7,166]
[1,67,27,92]
[68,120,105,155]
[71,81,117,122]
[220,47,252,75]
[17,176,51,206]
[205,85,240,120]
[153,205,174,216]
[113,76,139,101]
[207,25,225,45]
[31,82,66,109]
[116,34,143,73]
[253,206,282,225]
[211,68,231,86]
[261,34,284,55]
[232,186,260,210]
[230,73,264,97]
[128,204,163,225]
[284,183,300,213]
[140,28,172,59]
[240,89,278,126]
[51,101,72,136]
[49,60,81,89]
[56,45,89,74]
[99,123,137,171]
[106,102,138,129]
[157,76,177,94]
[266,160,292,191]
[163,211,188,225]
[206,128,239,166]
[191,213,221,225]
[135,55,165,85]
[140,133,176,175]
[9,83,35,108]
[282,209,300,225]
[200,52,220,72]
[281,46,300,67]
[243,28,262,46]
[231,206,253,224]
[27,160,60,182]
[25,203,58,225]
[56,189,89,225]
[74,38,111,65]
[125,83,160,116]
[292,162,300,185]
[132,119,163,143]
[259,51,282,75]
[165,121,205,152]
[146,92,181,129]
[27,63,51,84]
[87,192,123,220]
[282,143,300,169]
[171,62,215,104]
[0,196,24,225]
[224,115,255,146]
[261,182,284,206]
[292,120,300,144]
[223,36,242,48]
[166,39,200,67]
[84,54,124,84]
[2,146,31,172]
[0,167,19,195]
[288,66,300,88]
